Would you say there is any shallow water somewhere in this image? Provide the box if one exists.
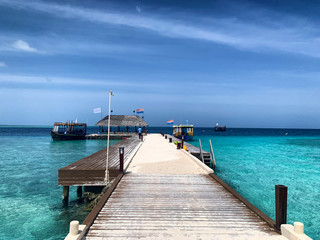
[0,127,319,239]
[189,128,320,240]
[0,127,118,240]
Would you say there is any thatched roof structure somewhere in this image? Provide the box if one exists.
[96,115,148,127]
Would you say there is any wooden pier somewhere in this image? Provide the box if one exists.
[58,137,142,204]
[84,174,284,240]
[62,134,291,240]
[86,133,135,140]
[166,134,213,166]
[59,137,141,186]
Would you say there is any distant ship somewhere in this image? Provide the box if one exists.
[173,124,194,141]
[215,123,226,131]
[51,122,87,141]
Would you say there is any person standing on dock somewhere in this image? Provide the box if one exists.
[138,126,142,140]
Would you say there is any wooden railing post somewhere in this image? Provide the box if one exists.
[119,147,124,173]
[181,137,184,149]
[275,185,287,230]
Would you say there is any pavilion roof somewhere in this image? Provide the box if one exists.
[95,115,148,127]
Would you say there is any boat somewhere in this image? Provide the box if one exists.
[173,124,194,141]
[51,122,87,141]
[215,123,226,131]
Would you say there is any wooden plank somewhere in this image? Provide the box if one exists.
[209,173,278,232]
[84,174,281,239]
[58,137,140,186]
[82,174,124,228]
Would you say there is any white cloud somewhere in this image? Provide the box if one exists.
[1,0,320,57]
[0,62,6,67]
[136,6,141,13]
[12,40,39,53]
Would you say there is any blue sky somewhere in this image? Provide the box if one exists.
[1,0,320,128]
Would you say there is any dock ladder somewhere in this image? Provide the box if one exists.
[199,139,214,167]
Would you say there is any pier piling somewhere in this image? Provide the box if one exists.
[119,147,124,173]
[275,185,288,230]
[62,186,69,204]
[77,186,82,198]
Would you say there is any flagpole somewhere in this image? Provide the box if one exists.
[105,90,113,183]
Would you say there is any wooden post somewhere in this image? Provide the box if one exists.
[275,185,287,230]
[62,186,69,204]
[77,186,82,198]
[181,137,184,149]
[119,147,124,173]
[169,137,172,143]
[165,135,167,139]
[177,142,181,149]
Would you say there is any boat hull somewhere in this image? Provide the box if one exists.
[50,132,86,141]
[174,134,193,141]
[215,126,226,131]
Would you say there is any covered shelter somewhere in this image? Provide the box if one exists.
[96,115,148,133]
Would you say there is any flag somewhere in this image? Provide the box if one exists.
[93,107,101,114]
[136,108,144,114]
[166,119,174,125]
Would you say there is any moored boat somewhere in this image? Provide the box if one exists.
[215,123,226,131]
[51,122,87,141]
[173,124,194,141]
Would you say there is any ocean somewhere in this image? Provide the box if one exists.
[0,126,319,239]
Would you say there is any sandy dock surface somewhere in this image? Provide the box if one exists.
[127,133,208,174]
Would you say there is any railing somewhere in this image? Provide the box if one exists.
[209,139,217,170]
[199,139,204,163]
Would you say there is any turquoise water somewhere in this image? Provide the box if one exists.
[192,132,320,240]
[0,127,319,239]
[0,127,118,240]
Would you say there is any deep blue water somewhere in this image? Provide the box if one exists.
[0,126,319,239]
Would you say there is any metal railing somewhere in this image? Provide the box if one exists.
[199,139,204,163]
[209,139,217,170]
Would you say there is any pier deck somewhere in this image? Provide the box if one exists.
[167,134,212,165]
[86,133,134,140]
[83,134,285,240]
[58,137,141,186]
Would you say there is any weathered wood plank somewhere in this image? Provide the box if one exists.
[84,174,281,239]
[58,137,140,186]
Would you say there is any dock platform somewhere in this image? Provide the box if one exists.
[58,137,141,186]
[86,133,135,140]
[80,134,286,240]
[167,134,212,165]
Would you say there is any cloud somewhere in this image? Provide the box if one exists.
[136,6,141,13]
[12,40,39,53]
[0,62,6,67]
[1,0,320,57]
